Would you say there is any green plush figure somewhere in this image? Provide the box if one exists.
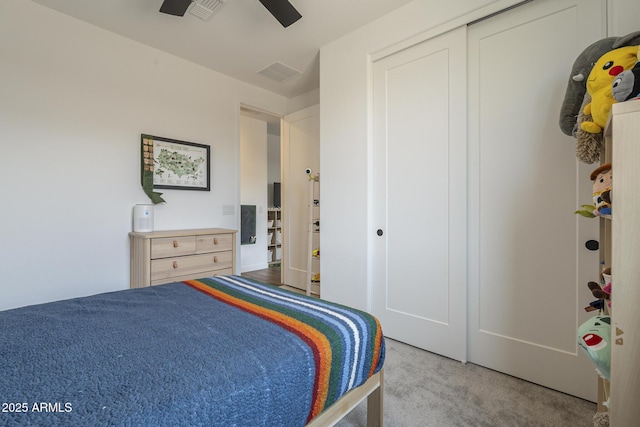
[578,315,611,379]
[559,31,640,164]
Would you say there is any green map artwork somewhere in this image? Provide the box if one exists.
[155,148,205,181]
[140,134,210,204]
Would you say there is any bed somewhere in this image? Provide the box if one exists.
[0,275,385,426]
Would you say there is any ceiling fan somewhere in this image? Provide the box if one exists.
[159,0,302,28]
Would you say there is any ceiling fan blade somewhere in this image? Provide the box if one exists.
[159,0,193,16]
[258,0,302,28]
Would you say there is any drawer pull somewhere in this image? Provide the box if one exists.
[173,261,178,269]
[173,240,179,248]
[213,237,219,245]
[213,256,219,263]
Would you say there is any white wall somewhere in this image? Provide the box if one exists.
[287,89,320,115]
[240,116,268,272]
[609,0,640,36]
[319,0,526,310]
[0,0,287,310]
[319,0,639,310]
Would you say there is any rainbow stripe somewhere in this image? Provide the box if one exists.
[184,275,385,423]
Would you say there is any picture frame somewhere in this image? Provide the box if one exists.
[142,135,210,191]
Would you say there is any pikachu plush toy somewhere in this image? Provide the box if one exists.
[581,45,639,134]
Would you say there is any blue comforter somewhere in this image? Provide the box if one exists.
[0,275,384,426]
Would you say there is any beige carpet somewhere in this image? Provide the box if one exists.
[335,338,597,427]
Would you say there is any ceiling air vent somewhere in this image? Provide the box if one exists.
[257,61,301,82]
[188,0,227,21]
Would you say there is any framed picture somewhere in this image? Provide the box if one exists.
[142,135,210,191]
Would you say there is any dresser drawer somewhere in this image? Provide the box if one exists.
[196,233,234,253]
[151,236,196,259]
[150,251,233,283]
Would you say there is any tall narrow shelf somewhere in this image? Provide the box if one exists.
[607,99,640,425]
[267,208,282,266]
[595,103,614,416]
[306,173,320,296]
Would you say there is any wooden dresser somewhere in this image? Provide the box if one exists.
[129,228,237,288]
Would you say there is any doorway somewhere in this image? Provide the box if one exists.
[239,105,282,284]
[281,105,320,293]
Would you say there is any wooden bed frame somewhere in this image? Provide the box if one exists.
[307,369,384,427]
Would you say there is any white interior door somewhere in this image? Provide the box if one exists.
[282,105,320,291]
[372,26,468,362]
[467,0,605,401]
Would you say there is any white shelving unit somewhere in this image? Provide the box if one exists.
[606,100,640,425]
[306,173,320,296]
[267,208,282,266]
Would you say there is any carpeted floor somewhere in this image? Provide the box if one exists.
[335,338,597,427]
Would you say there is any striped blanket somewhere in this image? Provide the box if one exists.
[0,275,385,426]
[186,276,385,423]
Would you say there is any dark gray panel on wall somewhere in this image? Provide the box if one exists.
[241,205,256,245]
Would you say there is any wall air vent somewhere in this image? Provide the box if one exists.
[257,61,302,82]
[188,0,227,21]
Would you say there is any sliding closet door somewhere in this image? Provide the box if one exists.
[372,27,467,362]
[467,0,605,401]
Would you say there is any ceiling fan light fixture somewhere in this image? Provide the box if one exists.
[188,0,228,21]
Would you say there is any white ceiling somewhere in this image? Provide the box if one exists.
[30,0,415,98]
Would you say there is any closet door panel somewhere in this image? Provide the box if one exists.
[467,0,605,401]
[372,26,467,362]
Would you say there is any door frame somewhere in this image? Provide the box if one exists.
[239,104,283,280]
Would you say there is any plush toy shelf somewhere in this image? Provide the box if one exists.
[601,99,640,424]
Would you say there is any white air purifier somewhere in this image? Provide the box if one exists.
[133,204,154,232]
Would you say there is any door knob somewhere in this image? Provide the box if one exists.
[585,240,599,251]
[377,229,383,236]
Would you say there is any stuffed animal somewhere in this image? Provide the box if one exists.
[559,32,640,163]
[574,92,602,164]
[612,61,640,102]
[588,281,610,300]
[585,267,611,310]
[591,163,612,216]
[578,315,611,379]
[560,32,640,136]
[575,162,613,217]
[581,45,639,134]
